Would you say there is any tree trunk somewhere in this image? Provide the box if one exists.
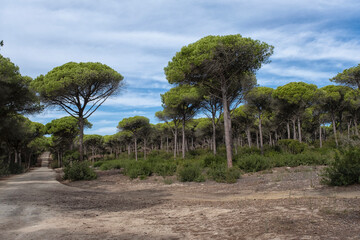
[212,118,217,155]
[332,115,338,147]
[14,149,18,164]
[347,120,351,141]
[144,138,147,160]
[297,117,302,143]
[319,124,322,148]
[78,117,84,161]
[256,131,259,149]
[127,144,130,158]
[173,130,178,159]
[134,137,138,161]
[287,121,291,139]
[182,119,186,159]
[221,87,233,168]
[166,137,169,153]
[354,116,359,136]
[258,113,264,155]
[245,128,251,147]
[292,118,297,140]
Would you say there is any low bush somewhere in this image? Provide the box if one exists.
[237,155,270,172]
[63,161,97,181]
[277,139,307,154]
[50,160,59,169]
[93,161,104,168]
[99,160,123,170]
[177,162,204,182]
[207,164,241,183]
[62,150,80,167]
[154,161,177,177]
[124,161,152,179]
[202,154,226,167]
[321,148,360,186]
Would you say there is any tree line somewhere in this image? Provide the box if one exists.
[1,35,360,173]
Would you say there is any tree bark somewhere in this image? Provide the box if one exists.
[287,122,291,139]
[221,86,233,168]
[292,118,297,140]
[144,138,147,160]
[332,115,338,147]
[134,137,138,161]
[258,113,264,155]
[173,130,178,159]
[79,117,84,161]
[297,117,302,143]
[212,118,217,155]
[182,119,186,159]
[246,128,252,147]
[319,124,323,148]
[354,116,359,136]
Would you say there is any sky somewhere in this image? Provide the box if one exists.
[1,0,360,135]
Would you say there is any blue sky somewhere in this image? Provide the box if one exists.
[1,0,360,135]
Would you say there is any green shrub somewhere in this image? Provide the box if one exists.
[237,155,270,172]
[63,150,81,167]
[0,162,10,176]
[99,160,123,170]
[63,161,97,181]
[177,162,204,182]
[154,162,177,177]
[93,161,104,168]
[278,139,307,154]
[237,147,261,156]
[50,160,60,169]
[321,148,360,186]
[124,161,152,179]
[202,154,226,167]
[207,164,241,183]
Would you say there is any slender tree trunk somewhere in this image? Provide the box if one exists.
[173,130,178,159]
[332,115,338,147]
[256,131,259,149]
[354,116,359,136]
[182,119,186,159]
[292,118,297,140]
[212,119,217,155]
[287,121,291,139]
[347,120,351,141]
[246,128,252,147]
[221,86,233,168]
[297,117,302,143]
[144,138,147,160]
[319,124,323,148]
[269,132,272,146]
[14,149,18,164]
[79,117,84,161]
[134,137,138,161]
[258,114,264,155]
[166,137,169,153]
[127,144,130,158]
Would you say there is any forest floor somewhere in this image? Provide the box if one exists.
[1,155,360,239]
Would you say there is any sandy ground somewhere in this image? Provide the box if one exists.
[1,153,360,239]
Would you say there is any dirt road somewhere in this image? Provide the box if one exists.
[1,154,360,239]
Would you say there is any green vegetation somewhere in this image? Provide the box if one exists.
[322,148,360,186]
[2,35,360,187]
[63,161,97,181]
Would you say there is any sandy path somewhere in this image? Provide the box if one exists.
[1,155,360,239]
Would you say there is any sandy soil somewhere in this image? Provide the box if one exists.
[1,154,360,239]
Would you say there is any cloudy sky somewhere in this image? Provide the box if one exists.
[1,0,360,135]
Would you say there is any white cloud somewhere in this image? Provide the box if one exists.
[260,65,335,82]
[85,127,117,135]
[104,92,161,108]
